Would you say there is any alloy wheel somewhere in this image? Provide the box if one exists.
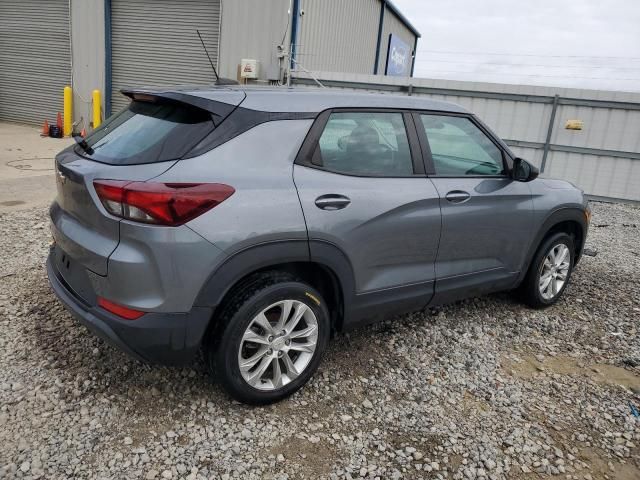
[539,243,570,300]
[238,300,318,391]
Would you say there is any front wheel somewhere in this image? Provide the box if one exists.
[521,232,575,308]
[207,273,330,404]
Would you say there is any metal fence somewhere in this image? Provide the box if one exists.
[292,71,640,203]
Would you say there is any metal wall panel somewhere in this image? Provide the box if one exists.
[71,0,105,129]
[292,71,640,202]
[0,0,71,125]
[545,152,640,201]
[218,0,418,81]
[295,0,380,74]
[410,93,554,144]
[377,6,416,76]
[508,146,543,168]
[218,0,291,82]
[110,0,221,112]
[551,104,640,152]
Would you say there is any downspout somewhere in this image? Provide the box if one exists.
[104,0,112,117]
[410,35,418,77]
[289,0,300,71]
[373,0,385,75]
[383,33,392,75]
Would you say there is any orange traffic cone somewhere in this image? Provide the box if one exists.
[41,120,50,137]
[56,112,63,130]
[80,128,87,138]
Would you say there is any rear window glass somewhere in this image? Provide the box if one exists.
[76,101,214,165]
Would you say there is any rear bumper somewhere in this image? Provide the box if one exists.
[46,250,212,366]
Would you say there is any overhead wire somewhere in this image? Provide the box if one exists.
[412,58,640,71]
[417,50,640,61]
[415,69,640,82]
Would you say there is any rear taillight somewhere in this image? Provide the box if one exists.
[97,297,145,320]
[93,180,234,226]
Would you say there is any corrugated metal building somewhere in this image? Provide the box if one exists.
[109,0,223,112]
[0,0,420,127]
[0,0,71,125]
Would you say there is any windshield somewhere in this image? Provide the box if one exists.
[77,100,214,165]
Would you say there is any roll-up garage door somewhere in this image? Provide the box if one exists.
[0,0,71,125]
[110,0,221,113]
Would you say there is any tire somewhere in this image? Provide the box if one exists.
[206,272,330,405]
[520,232,575,308]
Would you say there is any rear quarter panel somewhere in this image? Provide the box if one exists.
[155,119,314,255]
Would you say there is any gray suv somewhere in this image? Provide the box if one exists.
[47,87,590,404]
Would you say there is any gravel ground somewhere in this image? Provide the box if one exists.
[0,201,639,480]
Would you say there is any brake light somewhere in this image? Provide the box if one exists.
[97,297,145,320]
[93,180,234,226]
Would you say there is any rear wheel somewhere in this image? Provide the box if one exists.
[521,232,575,308]
[207,273,330,404]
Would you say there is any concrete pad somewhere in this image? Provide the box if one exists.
[0,122,73,212]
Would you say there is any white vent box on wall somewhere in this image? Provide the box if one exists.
[240,59,259,79]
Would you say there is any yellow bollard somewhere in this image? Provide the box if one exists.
[92,89,101,129]
[63,86,72,136]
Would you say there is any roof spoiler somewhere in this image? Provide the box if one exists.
[120,88,246,124]
[121,88,244,113]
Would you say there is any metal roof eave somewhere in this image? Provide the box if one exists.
[383,0,421,38]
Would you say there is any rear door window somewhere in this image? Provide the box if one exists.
[77,101,214,165]
[314,111,414,176]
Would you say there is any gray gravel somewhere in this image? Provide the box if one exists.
[1,201,639,479]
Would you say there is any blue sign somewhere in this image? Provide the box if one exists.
[385,34,411,77]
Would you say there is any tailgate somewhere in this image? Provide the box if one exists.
[51,147,176,276]
[51,87,246,276]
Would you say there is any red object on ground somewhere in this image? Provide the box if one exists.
[56,112,63,130]
[41,120,49,137]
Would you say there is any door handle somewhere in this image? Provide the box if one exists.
[315,194,351,210]
[445,190,471,203]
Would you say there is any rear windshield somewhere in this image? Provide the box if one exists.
[76,100,214,165]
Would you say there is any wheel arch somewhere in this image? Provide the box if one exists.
[519,207,588,284]
[194,240,355,335]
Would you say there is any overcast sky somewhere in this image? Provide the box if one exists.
[392,0,640,92]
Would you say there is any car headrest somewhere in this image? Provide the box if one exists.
[345,126,380,152]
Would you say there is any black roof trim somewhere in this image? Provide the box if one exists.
[184,107,316,159]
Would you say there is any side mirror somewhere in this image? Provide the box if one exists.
[512,157,539,182]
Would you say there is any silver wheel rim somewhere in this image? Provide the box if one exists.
[539,243,571,300]
[238,300,318,391]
